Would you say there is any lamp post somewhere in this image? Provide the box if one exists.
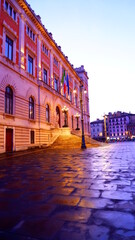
[75,113,80,130]
[80,83,86,149]
[62,106,69,127]
[104,115,107,142]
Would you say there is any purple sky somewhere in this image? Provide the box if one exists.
[27,0,135,121]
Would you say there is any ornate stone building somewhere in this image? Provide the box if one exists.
[0,0,90,153]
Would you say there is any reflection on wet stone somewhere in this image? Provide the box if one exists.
[1,142,135,239]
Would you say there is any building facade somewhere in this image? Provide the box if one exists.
[104,111,135,141]
[0,0,90,153]
[90,119,104,141]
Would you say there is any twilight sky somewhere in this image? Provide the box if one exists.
[27,0,135,122]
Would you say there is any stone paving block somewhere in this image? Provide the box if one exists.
[79,198,113,209]
[88,225,110,240]
[90,183,117,191]
[73,189,100,198]
[57,231,86,240]
[23,203,56,218]
[66,182,90,189]
[101,190,133,200]
[52,208,91,223]
[46,187,75,196]
[0,231,38,240]
[93,210,135,230]
[13,218,64,240]
[115,229,135,238]
[49,195,80,207]
[113,200,135,212]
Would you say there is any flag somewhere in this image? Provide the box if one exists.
[61,69,65,84]
[64,75,66,94]
[66,73,69,95]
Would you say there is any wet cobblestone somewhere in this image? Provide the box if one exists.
[0,142,135,239]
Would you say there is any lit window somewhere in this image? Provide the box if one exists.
[5,86,13,114]
[28,55,33,75]
[5,36,13,61]
[29,97,34,119]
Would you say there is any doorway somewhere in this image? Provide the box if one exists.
[56,106,60,127]
[6,128,13,152]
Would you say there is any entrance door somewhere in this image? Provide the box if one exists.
[56,106,60,127]
[6,129,13,152]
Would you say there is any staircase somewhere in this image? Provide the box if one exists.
[50,133,101,149]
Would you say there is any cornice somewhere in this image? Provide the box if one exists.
[16,0,81,82]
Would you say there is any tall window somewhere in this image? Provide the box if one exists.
[29,97,34,119]
[43,69,47,84]
[5,86,13,114]
[28,55,33,75]
[5,36,13,61]
[46,104,50,122]
[54,78,58,92]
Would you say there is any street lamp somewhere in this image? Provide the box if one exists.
[80,83,86,149]
[62,106,69,127]
[75,113,80,130]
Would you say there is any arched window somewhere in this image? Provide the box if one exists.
[29,97,34,119]
[5,86,13,114]
[46,104,50,122]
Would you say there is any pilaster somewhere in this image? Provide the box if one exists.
[19,14,25,70]
[50,49,53,88]
[37,35,41,80]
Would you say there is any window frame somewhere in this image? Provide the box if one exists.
[28,55,33,75]
[54,78,59,92]
[29,97,34,120]
[5,35,13,61]
[5,86,13,115]
[43,68,48,84]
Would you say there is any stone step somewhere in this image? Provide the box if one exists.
[50,134,101,149]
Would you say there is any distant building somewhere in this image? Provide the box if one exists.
[104,111,135,141]
[127,115,135,139]
[90,119,104,141]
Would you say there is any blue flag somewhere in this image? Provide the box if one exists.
[66,73,69,95]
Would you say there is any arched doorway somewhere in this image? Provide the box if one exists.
[56,106,60,127]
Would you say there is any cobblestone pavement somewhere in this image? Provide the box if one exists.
[0,142,135,240]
